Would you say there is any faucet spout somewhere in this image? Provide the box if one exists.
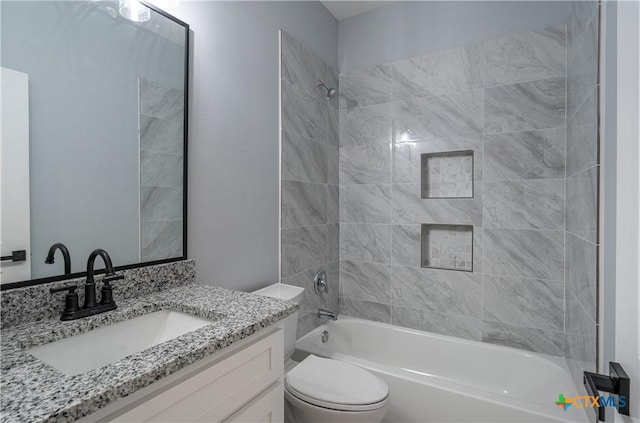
[45,243,71,275]
[85,249,117,308]
[317,308,337,321]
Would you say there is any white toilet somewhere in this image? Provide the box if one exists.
[252,283,390,423]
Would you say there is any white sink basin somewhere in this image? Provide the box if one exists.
[29,310,215,375]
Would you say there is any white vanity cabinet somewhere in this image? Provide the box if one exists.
[82,325,284,423]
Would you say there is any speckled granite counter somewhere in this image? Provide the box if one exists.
[0,285,297,422]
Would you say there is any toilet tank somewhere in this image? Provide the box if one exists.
[252,283,304,359]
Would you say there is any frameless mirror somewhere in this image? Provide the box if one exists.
[0,0,188,287]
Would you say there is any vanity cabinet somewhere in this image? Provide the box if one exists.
[82,325,284,423]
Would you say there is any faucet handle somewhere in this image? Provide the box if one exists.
[50,285,80,318]
[100,274,123,305]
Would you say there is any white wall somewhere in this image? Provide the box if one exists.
[164,1,338,291]
[338,1,572,72]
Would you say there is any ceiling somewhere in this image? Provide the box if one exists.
[320,1,396,20]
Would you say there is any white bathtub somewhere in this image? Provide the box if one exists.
[294,317,589,423]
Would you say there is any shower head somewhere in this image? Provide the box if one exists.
[317,80,337,100]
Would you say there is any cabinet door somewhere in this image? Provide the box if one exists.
[223,381,284,423]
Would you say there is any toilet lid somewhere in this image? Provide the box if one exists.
[285,355,389,407]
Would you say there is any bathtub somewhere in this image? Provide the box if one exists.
[294,317,589,423]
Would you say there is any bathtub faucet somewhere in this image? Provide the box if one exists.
[318,308,337,320]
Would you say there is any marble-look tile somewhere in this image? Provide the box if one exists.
[483,229,564,280]
[327,184,339,224]
[327,145,339,185]
[568,10,599,117]
[327,223,340,263]
[282,130,328,183]
[569,1,599,47]
[421,151,474,198]
[482,275,564,331]
[281,181,327,229]
[340,223,391,264]
[392,306,482,341]
[473,228,483,274]
[393,89,483,141]
[340,184,391,224]
[566,166,598,243]
[484,24,566,87]
[282,80,327,143]
[140,115,184,155]
[482,321,564,356]
[281,225,327,277]
[567,87,598,177]
[391,266,481,318]
[281,31,327,100]
[484,179,565,230]
[140,220,183,262]
[392,183,482,226]
[391,225,421,266]
[484,128,565,181]
[565,289,597,370]
[327,65,340,111]
[140,151,183,188]
[484,77,566,134]
[392,43,483,100]
[340,261,391,303]
[139,78,184,122]
[327,104,339,147]
[339,64,393,109]
[339,103,392,147]
[340,144,391,185]
[393,136,483,184]
[283,267,337,316]
[296,311,322,339]
[140,187,183,222]
[339,296,391,323]
[566,233,597,321]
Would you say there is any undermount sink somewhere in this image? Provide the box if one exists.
[29,310,216,376]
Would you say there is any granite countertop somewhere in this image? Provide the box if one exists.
[0,285,297,423]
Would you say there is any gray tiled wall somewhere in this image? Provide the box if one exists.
[138,78,184,262]
[279,31,339,338]
[338,23,568,356]
[565,1,600,393]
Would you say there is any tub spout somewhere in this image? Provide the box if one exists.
[318,308,337,320]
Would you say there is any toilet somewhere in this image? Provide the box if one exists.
[252,283,390,423]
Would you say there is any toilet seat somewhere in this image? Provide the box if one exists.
[285,355,389,412]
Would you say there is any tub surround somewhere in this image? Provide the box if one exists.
[1,284,297,423]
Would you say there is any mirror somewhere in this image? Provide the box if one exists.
[0,0,188,287]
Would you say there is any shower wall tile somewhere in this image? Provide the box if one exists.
[339,103,391,147]
[327,184,339,224]
[284,261,338,317]
[392,89,483,141]
[339,184,391,224]
[140,151,183,188]
[483,229,564,280]
[392,306,482,341]
[140,115,184,155]
[484,77,566,134]
[281,31,328,100]
[391,266,481,318]
[484,24,566,87]
[483,179,565,230]
[482,321,564,356]
[281,181,327,228]
[327,104,339,146]
[567,9,599,117]
[392,43,483,100]
[340,223,392,264]
[482,275,564,331]
[340,260,391,303]
[282,80,327,143]
[567,87,598,177]
[281,225,327,278]
[393,136,483,184]
[565,290,597,369]
[566,233,597,321]
[392,183,482,226]
[140,220,183,262]
[339,144,391,185]
[484,128,565,181]
[569,1,599,46]
[391,225,421,266]
[339,64,393,109]
[566,166,598,243]
[140,187,183,222]
[327,145,339,185]
[282,130,328,183]
[339,296,391,323]
[139,78,184,122]
[327,223,340,263]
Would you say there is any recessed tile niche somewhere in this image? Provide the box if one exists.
[421,224,473,272]
[421,150,474,199]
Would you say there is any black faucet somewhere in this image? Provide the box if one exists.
[45,243,71,274]
[50,248,124,321]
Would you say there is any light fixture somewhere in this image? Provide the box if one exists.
[119,0,151,22]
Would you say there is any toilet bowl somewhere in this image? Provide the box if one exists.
[252,283,390,423]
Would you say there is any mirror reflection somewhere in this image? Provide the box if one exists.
[1,0,188,284]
